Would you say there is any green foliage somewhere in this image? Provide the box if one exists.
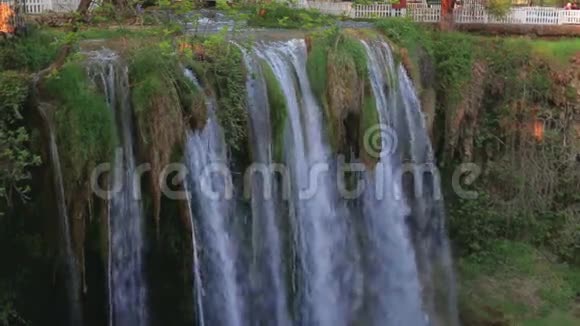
[259,59,287,163]
[247,2,336,29]
[459,240,580,325]
[188,31,249,152]
[44,63,116,188]
[449,188,579,264]
[486,0,512,18]
[431,33,475,105]
[375,17,432,53]
[0,28,63,71]
[0,72,40,214]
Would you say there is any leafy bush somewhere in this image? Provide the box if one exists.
[0,71,40,214]
[449,189,579,264]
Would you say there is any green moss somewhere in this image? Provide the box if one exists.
[361,95,379,139]
[306,29,369,153]
[129,45,199,144]
[360,94,380,162]
[260,59,287,163]
[45,63,116,187]
[306,38,328,107]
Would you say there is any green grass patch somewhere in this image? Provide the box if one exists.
[526,38,580,64]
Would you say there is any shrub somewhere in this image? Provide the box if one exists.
[0,71,40,213]
[44,63,116,189]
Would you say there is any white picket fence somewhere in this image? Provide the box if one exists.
[306,1,580,25]
[308,1,352,16]
[407,3,441,22]
[352,4,406,19]
[23,0,79,14]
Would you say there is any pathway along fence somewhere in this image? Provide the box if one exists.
[307,2,580,25]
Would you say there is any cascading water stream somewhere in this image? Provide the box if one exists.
[363,40,459,325]
[184,181,206,326]
[86,50,148,326]
[38,107,83,326]
[397,59,460,326]
[361,40,427,326]
[239,49,292,326]
[183,70,245,326]
[256,40,359,326]
[69,38,458,326]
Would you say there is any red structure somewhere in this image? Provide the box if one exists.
[0,2,14,34]
[0,0,24,35]
[392,0,407,10]
[441,0,454,27]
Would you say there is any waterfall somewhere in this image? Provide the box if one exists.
[184,182,205,326]
[86,50,148,326]
[240,49,292,326]
[39,107,83,326]
[256,40,360,326]
[363,40,459,326]
[68,38,458,326]
[183,71,245,326]
[361,40,427,326]
[397,56,460,326]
